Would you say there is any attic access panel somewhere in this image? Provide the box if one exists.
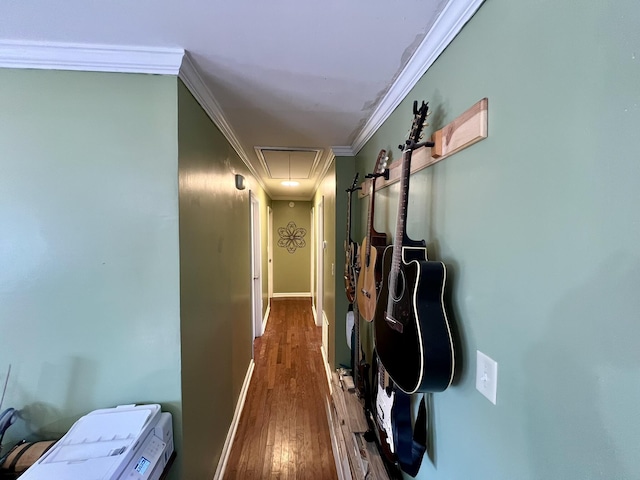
[255,147,323,180]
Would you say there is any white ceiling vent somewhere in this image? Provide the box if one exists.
[255,147,324,180]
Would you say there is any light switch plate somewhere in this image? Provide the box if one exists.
[476,350,498,404]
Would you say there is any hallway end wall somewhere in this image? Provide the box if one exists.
[271,200,311,295]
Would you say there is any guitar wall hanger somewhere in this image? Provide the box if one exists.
[358,97,488,199]
[398,140,435,152]
[365,169,390,181]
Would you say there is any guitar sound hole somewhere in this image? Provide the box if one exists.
[391,270,405,302]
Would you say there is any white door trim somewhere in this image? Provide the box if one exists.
[250,191,263,342]
[316,197,324,327]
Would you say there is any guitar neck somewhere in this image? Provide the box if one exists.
[378,357,387,388]
[394,148,412,246]
[365,178,378,260]
[345,173,360,251]
[345,190,353,245]
[387,147,413,302]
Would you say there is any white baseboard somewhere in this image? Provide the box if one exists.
[261,303,271,334]
[311,304,318,325]
[213,359,255,480]
[320,345,333,394]
[316,307,324,327]
[272,292,312,298]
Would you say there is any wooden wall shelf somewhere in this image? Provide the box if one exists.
[358,98,488,198]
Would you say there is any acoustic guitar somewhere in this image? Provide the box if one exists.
[343,173,360,303]
[356,150,388,322]
[374,101,455,394]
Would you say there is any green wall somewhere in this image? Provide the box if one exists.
[314,161,338,367]
[272,200,311,294]
[334,156,358,369]
[0,69,182,477]
[356,1,640,478]
[178,80,270,479]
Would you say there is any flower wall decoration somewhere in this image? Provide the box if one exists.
[278,221,307,254]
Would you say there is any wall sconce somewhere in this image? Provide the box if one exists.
[235,174,246,190]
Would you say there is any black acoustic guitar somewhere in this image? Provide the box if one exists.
[344,173,360,303]
[374,101,455,394]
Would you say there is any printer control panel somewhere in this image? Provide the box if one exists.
[125,434,166,479]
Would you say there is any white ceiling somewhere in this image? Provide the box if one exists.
[0,0,483,200]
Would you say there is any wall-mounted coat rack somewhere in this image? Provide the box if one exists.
[358,98,488,198]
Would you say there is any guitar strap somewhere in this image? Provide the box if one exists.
[391,390,427,477]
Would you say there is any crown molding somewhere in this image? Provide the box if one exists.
[331,146,355,157]
[178,53,268,193]
[0,40,184,74]
[350,0,485,155]
[311,149,336,198]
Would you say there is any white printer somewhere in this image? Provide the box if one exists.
[19,404,174,480]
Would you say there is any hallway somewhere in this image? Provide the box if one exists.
[223,298,338,479]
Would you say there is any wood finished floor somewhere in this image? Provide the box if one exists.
[223,298,338,480]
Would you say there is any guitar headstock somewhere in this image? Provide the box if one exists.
[346,173,360,193]
[399,100,433,151]
[365,149,389,182]
[373,149,388,175]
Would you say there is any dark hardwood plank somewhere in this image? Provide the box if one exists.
[224,298,338,480]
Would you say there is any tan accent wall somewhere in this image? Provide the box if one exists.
[272,200,312,294]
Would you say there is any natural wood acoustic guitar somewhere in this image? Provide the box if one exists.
[356,149,388,322]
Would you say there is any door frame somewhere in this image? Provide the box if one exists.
[310,206,315,313]
[267,206,273,299]
[316,196,324,327]
[250,191,263,344]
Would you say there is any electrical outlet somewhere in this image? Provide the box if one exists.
[476,350,498,404]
